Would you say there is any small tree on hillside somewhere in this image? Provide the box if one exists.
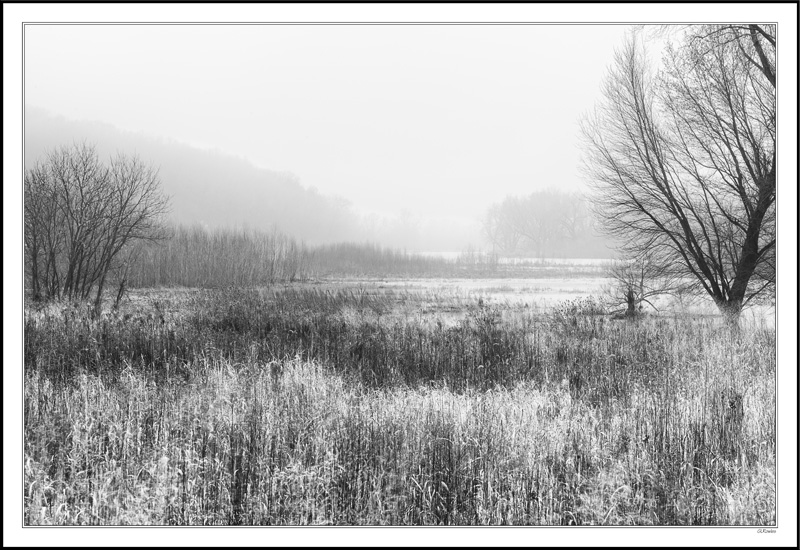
[24,142,170,310]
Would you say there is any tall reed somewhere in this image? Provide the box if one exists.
[23,288,775,525]
[123,224,604,288]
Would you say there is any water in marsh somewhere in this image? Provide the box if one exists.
[249,275,775,329]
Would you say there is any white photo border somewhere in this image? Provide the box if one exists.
[4,2,797,547]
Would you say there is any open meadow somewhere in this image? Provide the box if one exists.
[23,276,776,525]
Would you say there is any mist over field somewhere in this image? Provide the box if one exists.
[22,108,507,252]
[24,107,367,245]
[25,107,613,255]
[23,24,632,255]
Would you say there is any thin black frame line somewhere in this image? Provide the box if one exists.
[19,20,782,530]
[19,21,782,25]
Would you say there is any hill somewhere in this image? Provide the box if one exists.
[24,107,360,244]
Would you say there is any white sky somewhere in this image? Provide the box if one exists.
[24,24,630,221]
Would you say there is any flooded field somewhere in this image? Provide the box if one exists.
[255,276,775,329]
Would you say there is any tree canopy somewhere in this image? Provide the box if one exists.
[24,143,171,308]
[582,25,775,321]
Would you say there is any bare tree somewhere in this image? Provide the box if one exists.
[482,201,521,255]
[653,24,775,88]
[24,143,171,310]
[509,192,563,257]
[604,251,687,317]
[582,27,775,324]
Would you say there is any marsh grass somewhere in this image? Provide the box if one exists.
[123,225,606,288]
[24,287,775,525]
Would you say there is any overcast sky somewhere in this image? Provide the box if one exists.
[25,24,630,223]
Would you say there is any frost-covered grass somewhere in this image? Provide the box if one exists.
[23,286,775,525]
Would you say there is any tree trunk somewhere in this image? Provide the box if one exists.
[625,288,637,317]
[729,179,774,307]
[114,276,127,311]
[749,25,776,88]
[716,298,743,329]
[94,272,107,317]
[29,247,41,300]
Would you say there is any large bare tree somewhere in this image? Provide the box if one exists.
[24,143,171,309]
[582,26,775,322]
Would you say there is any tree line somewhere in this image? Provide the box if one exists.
[481,190,608,258]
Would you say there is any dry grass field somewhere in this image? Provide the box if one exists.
[23,282,775,525]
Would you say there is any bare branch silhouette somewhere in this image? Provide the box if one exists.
[582,28,775,324]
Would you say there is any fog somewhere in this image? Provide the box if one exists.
[25,24,630,250]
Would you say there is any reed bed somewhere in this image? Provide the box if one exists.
[123,225,605,288]
[23,287,775,525]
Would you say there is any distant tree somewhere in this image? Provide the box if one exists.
[559,194,590,241]
[24,143,170,310]
[582,27,775,324]
[482,201,522,255]
[509,192,563,257]
[481,190,594,257]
